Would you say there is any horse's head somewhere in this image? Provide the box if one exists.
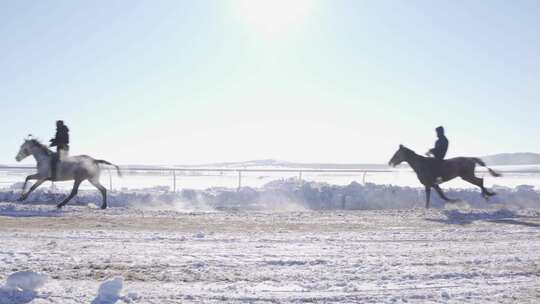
[16,139,33,162]
[388,144,408,167]
[16,137,50,162]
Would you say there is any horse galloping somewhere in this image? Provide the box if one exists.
[15,139,122,209]
[388,145,501,208]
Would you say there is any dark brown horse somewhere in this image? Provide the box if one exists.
[389,145,501,208]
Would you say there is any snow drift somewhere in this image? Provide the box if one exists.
[1,179,539,211]
[0,271,48,304]
[91,277,139,304]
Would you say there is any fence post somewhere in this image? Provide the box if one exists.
[298,171,302,182]
[172,170,176,193]
[362,171,367,184]
[108,169,113,191]
[237,170,242,190]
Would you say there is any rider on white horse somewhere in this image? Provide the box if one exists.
[15,137,121,209]
[49,120,70,181]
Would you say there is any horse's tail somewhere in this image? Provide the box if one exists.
[472,158,502,177]
[95,160,123,178]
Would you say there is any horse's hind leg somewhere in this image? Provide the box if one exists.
[88,178,107,209]
[57,179,82,209]
[462,175,495,199]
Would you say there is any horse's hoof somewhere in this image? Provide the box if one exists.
[56,205,63,209]
[100,205,107,210]
[17,197,25,202]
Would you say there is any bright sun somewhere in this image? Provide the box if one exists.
[233,0,315,37]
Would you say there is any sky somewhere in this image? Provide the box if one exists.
[1,0,539,165]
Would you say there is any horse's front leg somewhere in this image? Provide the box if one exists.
[21,173,40,196]
[18,178,46,201]
[425,186,431,209]
[433,185,459,203]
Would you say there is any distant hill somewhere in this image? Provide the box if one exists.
[196,155,540,169]
[4,154,540,169]
[482,153,540,166]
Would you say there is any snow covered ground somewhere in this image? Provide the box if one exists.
[1,203,539,303]
[1,167,539,303]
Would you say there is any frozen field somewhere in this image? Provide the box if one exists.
[1,203,539,303]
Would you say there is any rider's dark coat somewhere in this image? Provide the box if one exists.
[430,135,448,160]
[50,125,69,150]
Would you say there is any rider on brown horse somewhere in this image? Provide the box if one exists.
[49,120,70,180]
[426,126,448,182]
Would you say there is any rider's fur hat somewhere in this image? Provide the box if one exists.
[436,126,444,134]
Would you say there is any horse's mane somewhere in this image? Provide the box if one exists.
[401,145,416,155]
[28,139,53,155]
[401,145,426,160]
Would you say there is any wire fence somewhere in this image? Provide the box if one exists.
[0,165,394,192]
[1,165,539,192]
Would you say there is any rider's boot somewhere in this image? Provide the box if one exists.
[50,154,58,181]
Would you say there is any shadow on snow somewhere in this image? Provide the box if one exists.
[426,209,540,227]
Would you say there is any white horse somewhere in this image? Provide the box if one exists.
[15,139,122,209]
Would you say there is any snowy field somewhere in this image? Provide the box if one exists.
[1,204,540,303]
[1,167,540,303]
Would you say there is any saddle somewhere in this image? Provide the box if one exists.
[50,150,68,180]
[426,157,445,182]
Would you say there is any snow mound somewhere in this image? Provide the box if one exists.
[91,277,139,304]
[2,178,540,210]
[4,271,48,291]
[92,277,123,304]
[0,271,48,304]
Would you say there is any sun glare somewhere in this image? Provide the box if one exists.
[233,0,315,37]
